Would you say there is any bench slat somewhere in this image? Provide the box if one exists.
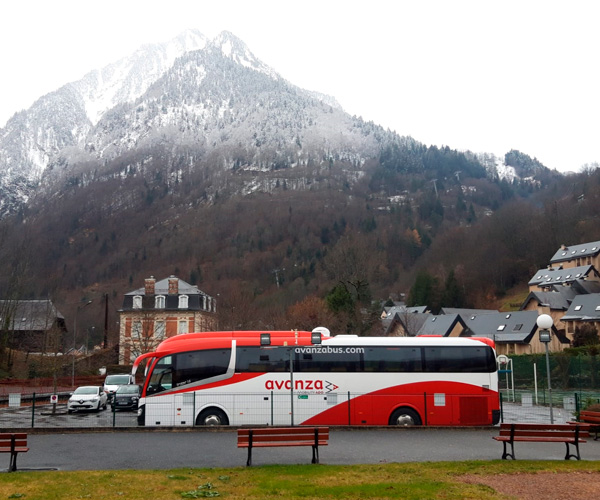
[239,441,329,448]
[238,428,328,436]
[578,411,600,423]
[494,436,585,443]
[239,434,328,443]
[499,430,589,438]
[0,440,28,447]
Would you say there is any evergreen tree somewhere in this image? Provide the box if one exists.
[407,270,440,311]
[326,284,354,313]
[442,270,466,308]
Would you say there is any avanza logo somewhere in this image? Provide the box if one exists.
[265,379,339,392]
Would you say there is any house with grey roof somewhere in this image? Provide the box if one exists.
[461,310,569,355]
[118,275,217,364]
[520,286,578,332]
[0,300,67,353]
[550,241,600,270]
[528,265,600,292]
[417,313,466,337]
[561,294,600,342]
[383,310,431,336]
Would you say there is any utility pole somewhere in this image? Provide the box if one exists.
[103,293,109,348]
[431,179,438,198]
[72,300,92,387]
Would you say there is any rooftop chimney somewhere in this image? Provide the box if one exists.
[168,276,179,295]
[145,276,156,295]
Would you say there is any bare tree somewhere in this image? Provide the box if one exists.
[120,310,165,364]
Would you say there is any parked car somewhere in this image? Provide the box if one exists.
[67,386,108,413]
[111,384,141,411]
[103,374,134,402]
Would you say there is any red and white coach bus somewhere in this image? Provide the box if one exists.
[131,328,500,427]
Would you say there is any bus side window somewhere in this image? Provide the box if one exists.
[174,349,231,385]
[236,347,290,373]
[364,347,423,373]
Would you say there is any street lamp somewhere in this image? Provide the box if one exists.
[536,313,554,423]
[72,300,93,386]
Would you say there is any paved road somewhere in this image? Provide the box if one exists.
[11,427,600,471]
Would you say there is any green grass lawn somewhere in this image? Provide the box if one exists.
[0,461,599,499]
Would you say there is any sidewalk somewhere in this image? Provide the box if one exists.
[501,401,575,424]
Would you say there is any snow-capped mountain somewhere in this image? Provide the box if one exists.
[0,28,553,219]
[0,29,207,216]
[0,29,380,217]
[67,31,381,177]
[74,29,208,125]
[13,30,401,214]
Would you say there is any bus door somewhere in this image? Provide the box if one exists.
[236,346,294,425]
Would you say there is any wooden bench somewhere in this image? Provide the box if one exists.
[237,427,329,466]
[493,423,589,460]
[570,410,600,440]
[0,433,29,472]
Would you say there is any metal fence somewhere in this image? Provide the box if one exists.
[1,389,596,429]
[499,390,600,424]
[496,351,600,423]
[501,352,600,392]
[0,392,139,428]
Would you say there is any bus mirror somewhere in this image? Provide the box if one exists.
[311,332,322,345]
[260,333,271,346]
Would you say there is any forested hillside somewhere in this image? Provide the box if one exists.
[1,146,598,347]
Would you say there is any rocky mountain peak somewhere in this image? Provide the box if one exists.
[207,30,280,80]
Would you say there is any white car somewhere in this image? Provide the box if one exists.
[67,386,108,413]
[103,374,134,402]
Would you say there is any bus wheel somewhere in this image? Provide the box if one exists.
[196,408,229,426]
[389,407,421,426]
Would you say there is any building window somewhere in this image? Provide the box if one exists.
[155,321,165,340]
[133,296,142,309]
[155,295,165,309]
[179,295,189,309]
[178,320,188,335]
[497,325,506,331]
[132,321,142,339]
[130,347,141,363]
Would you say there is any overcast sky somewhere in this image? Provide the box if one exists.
[2,0,599,172]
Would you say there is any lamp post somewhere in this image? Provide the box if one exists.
[536,313,554,424]
[72,300,93,387]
